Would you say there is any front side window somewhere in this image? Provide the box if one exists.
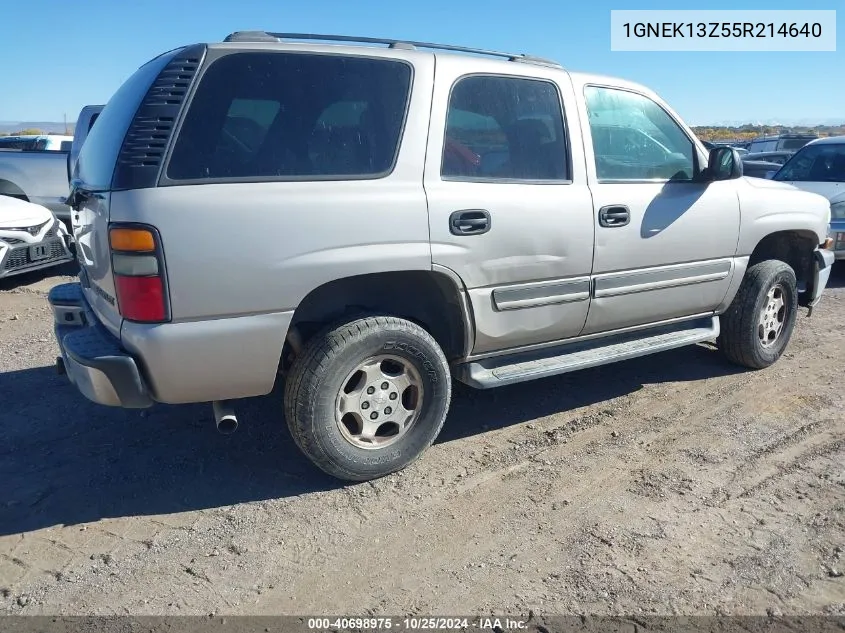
[585,86,694,182]
[167,53,412,181]
[774,144,845,182]
[442,75,568,181]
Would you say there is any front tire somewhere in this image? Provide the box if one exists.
[284,315,451,481]
[718,260,798,369]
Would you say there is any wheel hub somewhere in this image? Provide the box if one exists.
[335,355,424,449]
[758,283,786,348]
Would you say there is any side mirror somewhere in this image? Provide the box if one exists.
[706,147,743,181]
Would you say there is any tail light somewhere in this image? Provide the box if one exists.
[109,225,169,323]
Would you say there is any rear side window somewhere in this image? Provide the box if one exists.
[442,75,568,181]
[166,53,412,181]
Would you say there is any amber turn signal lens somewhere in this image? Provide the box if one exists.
[110,228,155,252]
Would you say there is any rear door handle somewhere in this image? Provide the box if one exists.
[450,209,491,236]
[598,205,630,228]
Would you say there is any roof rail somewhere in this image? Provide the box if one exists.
[223,31,562,68]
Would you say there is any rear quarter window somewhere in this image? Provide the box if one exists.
[75,51,178,189]
[165,52,412,182]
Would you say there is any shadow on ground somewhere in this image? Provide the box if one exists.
[0,261,78,291]
[0,341,744,536]
[826,261,845,289]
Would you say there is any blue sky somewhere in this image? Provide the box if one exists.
[0,0,841,125]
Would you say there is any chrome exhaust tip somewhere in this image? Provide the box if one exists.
[212,400,238,434]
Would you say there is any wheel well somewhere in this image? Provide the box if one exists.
[284,271,471,369]
[749,230,817,304]
[0,182,28,201]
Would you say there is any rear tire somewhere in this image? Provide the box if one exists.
[718,260,798,369]
[284,315,451,481]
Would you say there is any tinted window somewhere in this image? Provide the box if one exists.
[782,138,814,151]
[774,144,845,182]
[75,50,177,189]
[167,53,411,181]
[0,138,38,150]
[585,86,694,181]
[442,76,568,181]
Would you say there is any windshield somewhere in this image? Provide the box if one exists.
[774,143,845,183]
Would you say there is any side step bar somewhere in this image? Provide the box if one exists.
[454,316,720,389]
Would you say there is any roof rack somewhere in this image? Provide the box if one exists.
[223,31,562,68]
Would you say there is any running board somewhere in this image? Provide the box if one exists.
[454,316,720,389]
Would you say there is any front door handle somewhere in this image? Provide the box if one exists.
[450,209,491,236]
[598,205,630,228]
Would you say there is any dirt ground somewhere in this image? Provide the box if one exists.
[1,263,843,617]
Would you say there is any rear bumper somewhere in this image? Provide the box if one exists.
[48,282,152,408]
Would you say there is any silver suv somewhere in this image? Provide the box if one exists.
[51,32,836,481]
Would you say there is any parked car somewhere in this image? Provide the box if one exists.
[772,136,845,260]
[702,141,748,156]
[744,150,793,166]
[0,108,101,223]
[741,158,783,179]
[0,195,73,279]
[50,31,836,481]
[68,105,104,181]
[0,135,73,151]
[747,133,818,155]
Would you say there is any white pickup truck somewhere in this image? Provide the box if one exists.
[0,106,103,223]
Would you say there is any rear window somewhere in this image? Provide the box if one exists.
[166,52,412,181]
[75,50,178,189]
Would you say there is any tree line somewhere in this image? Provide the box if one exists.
[693,124,845,142]
[0,128,74,136]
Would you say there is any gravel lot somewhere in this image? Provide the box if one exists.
[1,262,843,616]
